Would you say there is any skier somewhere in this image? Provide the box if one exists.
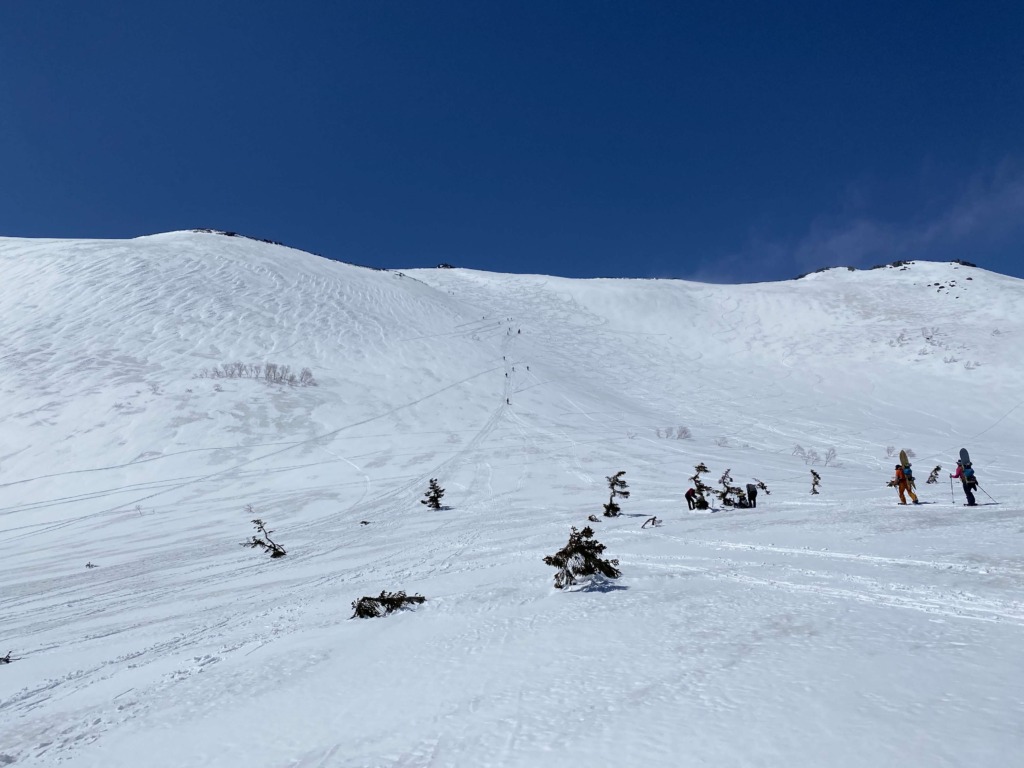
[950,459,977,506]
[893,464,919,505]
[685,487,697,510]
[745,483,758,508]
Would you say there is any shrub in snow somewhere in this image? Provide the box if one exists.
[927,465,942,484]
[810,470,821,495]
[242,512,286,558]
[196,362,316,387]
[794,444,826,464]
[641,516,662,528]
[587,514,600,522]
[602,471,630,517]
[544,526,621,590]
[752,478,771,495]
[0,651,12,664]
[824,447,838,466]
[885,445,897,458]
[351,591,426,619]
[420,479,445,510]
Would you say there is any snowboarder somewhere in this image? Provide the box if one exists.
[951,459,977,506]
[893,464,919,505]
[745,483,758,508]
[685,487,697,510]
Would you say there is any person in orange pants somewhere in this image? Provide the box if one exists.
[893,464,918,505]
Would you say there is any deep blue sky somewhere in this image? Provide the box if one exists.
[3,1,1023,282]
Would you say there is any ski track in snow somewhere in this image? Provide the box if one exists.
[1,234,1023,767]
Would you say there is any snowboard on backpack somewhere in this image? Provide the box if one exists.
[899,450,915,488]
[959,448,978,489]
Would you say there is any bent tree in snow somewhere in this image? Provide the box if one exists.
[351,591,426,619]
[715,468,747,507]
[242,512,286,558]
[810,470,821,495]
[544,526,621,590]
[689,462,713,509]
[602,470,630,517]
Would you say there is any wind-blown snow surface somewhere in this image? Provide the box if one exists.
[1,232,1023,767]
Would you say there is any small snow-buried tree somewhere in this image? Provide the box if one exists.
[926,465,942,484]
[752,478,771,495]
[544,526,621,590]
[351,591,425,618]
[602,471,630,517]
[810,470,821,495]
[420,479,445,510]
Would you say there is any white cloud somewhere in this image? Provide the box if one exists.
[791,159,1024,272]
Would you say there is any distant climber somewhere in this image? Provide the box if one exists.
[685,487,697,510]
[745,483,758,508]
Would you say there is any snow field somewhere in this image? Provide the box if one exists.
[1,232,1023,766]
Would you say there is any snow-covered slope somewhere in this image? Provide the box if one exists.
[1,232,1022,767]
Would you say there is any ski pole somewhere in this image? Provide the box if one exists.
[977,485,998,503]
[950,475,955,504]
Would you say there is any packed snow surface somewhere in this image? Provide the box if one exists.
[1,232,1023,767]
